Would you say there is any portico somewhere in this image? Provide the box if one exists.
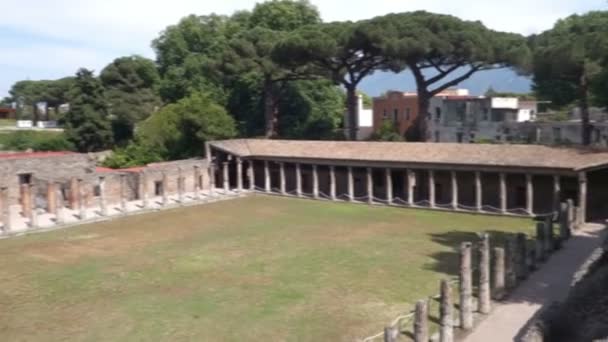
[208,139,608,222]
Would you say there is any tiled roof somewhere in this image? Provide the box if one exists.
[210,139,608,172]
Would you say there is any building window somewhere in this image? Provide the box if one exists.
[383,109,388,119]
[435,131,440,142]
[405,108,411,121]
[483,108,489,121]
[154,181,163,196]
[435,107,442,121]
[18,173,32,185]
[469,133,476,143]
[93,185,101,197]
[495,135,502,141]
[393,108,399,122]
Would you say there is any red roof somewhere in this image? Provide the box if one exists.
[0,151,75,160]
[95,166,144,173]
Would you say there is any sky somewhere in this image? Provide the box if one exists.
[0,0,606,98]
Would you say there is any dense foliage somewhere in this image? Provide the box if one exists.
[4,2,607,161]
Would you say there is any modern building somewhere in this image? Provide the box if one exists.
[208,139,608,223]
[427,96,538,143]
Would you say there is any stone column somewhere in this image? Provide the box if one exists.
[429,170,436,208]
[264,161,271,193]
[222,162,230,193]
[553,175,561,212]
[407,169,416,206]
[499,173,507,214]
[236,158,243,192]
[385,168,393,205]
[347,166,354,202]
[248,160,255,191]
[526,174,534,215]
[578,172,587,225]
[69,177,78,210]
[478,233,491,314]
[451,171,458,210]
[177,168,184,204]
[1,187,11,232]
[460,242,473,330]
[28,184,38,228]
[120,174,127,213]
[47,182,57,216]
[330,166,337,201]
[414,300,429,342]
[492,247,505,300]
[55,182,65,225]
[279,162,286,195]
[162,172,168,206]
[439,279,454,342]
[475,171,482,212]
[296,163,302,197]
[140,171,149,207]
[209,163,216,196]
[366,167,373,205]
[78,179,86,220]
[99,177,108,216]
[193,166,201,199]
[312,165,319,199]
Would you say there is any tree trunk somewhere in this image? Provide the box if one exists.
[345,86,358,141]
[580,72,592,146]
[263,79,278,139]
[414,93,430,142]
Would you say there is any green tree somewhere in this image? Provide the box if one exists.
[274,21,390,140]
[136,91,237,160]
[100,55,162,145]
[153,14,248,103]
[63,68,113,152]
[7,78,75,122]
[249,0,320,31]
[369,11,530,141]
[532,11,608,145]
[369,120,403,141]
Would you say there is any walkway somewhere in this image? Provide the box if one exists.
[464,222,607,342]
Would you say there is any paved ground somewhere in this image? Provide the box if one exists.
[464,222,607,342]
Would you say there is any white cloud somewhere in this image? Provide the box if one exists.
[0,0,605,97]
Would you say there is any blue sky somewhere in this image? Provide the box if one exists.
[1,0,605,98]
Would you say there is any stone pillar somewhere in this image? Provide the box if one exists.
[559,202,570,241]
[236,158,243,192]
[492,247,505,300]
[312,165,319,199]
[505,236,517,289]
[535,222,546,262]
[407,169,415,206]
[578,172,587,225]
[209,163,216,196]
[429,170,436,208]
[451,171,458,210]
[459,242,473,330]
[526,174,534,215]
[264,161,271,193]
[499,172,507,214]
[248,161,255,191]
[99,177,108,216]
[47,182,57,216]
[279,163,286,195]
[414,300,429,342]
[162,172,168,206]
[28,184,38,228]
[120,174,128,213]
[385,168,392,205]
[347,166,354,202]
[475,171,482,212]
[78,179,87,220]
[69,177,78,210]
[193,166,201,200]
[366,167,373,205]
[140,171,149,207]
[177,168,184,204]
[330,166,337,201]
[478,233,491,314]
[1,187,11,232]
[55,182,65,225]
[553,175,561,212]
[222,162,230,193]
[296,163,302,197]
[439,279,454,342]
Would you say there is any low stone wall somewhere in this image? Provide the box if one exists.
[521,235,608,342]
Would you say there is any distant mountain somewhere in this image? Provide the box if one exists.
[359,68,532,97]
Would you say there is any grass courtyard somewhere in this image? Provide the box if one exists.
[0,196,534,341]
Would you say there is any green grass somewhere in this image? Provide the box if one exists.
[0,119,16,127]
[0,196,534,341]
[0,130,71,151]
